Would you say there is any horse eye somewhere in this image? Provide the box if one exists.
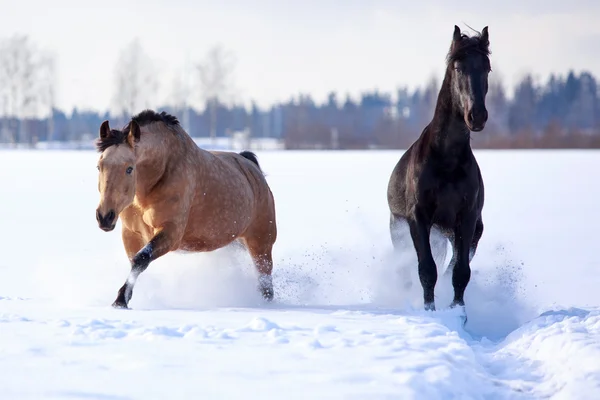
[126,167,134,175]
[96,165,100,170]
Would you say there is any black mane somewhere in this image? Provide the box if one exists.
[96,129,128,153]
[131,110,180,128]
[123,110,180,135]
[447,31,491,66]
[95,110,180,152]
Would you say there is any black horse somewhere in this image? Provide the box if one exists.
[387,25,491,314]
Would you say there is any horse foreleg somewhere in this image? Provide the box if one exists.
[469,218,483,263]
[409,211,437,311]
[122,227,145,259]
[112,224,179,309]
[450,215,478,308]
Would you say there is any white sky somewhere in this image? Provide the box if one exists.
[2,0,599,113]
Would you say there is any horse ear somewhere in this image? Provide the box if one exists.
[100,120,111,139]
[453,25,462,42]
[127,120,141,147]
[481,26,489,46]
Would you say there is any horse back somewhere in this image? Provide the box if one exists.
[204,151,277,241]
[209,151,274,205]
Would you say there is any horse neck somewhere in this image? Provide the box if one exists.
[134,132,186,199]
[427,69,471,157]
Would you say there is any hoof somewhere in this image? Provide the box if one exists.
[449,301,465,309]
[112,300,129,309]
[424,302,436,311]
[261,287,274,302]
[449,302,467,326]
[258,274,274,302]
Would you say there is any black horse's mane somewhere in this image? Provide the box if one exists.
[447,30,491,66]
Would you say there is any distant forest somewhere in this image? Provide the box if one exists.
[0,35,599,149]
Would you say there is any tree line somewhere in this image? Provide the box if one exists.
[1,34,599,149]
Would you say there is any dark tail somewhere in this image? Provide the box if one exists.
[239,151,262,172]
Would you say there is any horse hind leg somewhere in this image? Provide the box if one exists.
[390,214,409,249]
[241,235,275,301]
[443,232,457,278]
[390,214,415,290]
[430,226,449,275]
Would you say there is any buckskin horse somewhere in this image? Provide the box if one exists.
[95,110,277,309]
[387,26,491,316]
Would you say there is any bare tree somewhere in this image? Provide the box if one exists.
[486,72,509,136]
[196,44,236,142]
[112,38,158,119]
[170,57,193,133]
[39,53,57,142]
[0,35,55,144]
[170,73,187,113]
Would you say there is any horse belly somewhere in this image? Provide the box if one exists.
[178,237,227,252]
[181,187,254,251]
[179,207,252,252]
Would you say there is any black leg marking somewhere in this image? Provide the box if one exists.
[112,243,153,309]
[258,274,274,301]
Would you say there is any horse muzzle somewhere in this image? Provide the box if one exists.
[466,107,488,132]
[96,209,117,232]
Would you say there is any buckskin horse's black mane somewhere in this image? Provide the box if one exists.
[96,110,180,153]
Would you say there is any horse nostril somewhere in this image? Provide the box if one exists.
[97,209,115,227]
[468,111,475,124]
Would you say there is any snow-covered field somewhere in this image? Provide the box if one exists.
[1,149,599,399]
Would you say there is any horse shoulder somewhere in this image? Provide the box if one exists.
[139,177,194,230]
